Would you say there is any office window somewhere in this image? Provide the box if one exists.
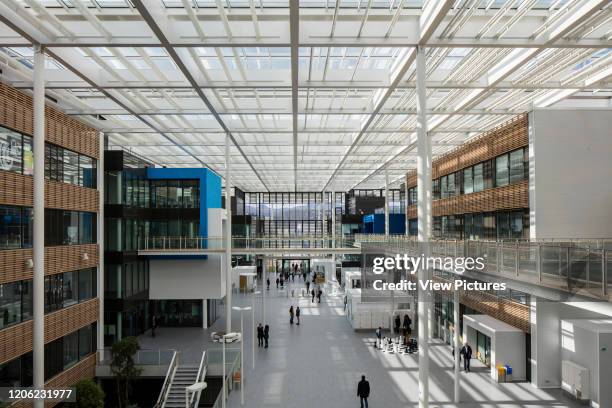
[22,136,33,175]
[0,357,21,387]
[63,150,79,185]
[78,325,93,359]
[473,163,484,192]
[0,282,21,329]
[0,205,22,249]
[78,268,95,301]
[496,154,509,187]
[440,176,447,199]
[0,128,24,174]
[21,280,32,321]
[79,155,96,188]
[63,331,79,369]
[78,212,95,244]
[509,149,525,184]
[44,338,63,381]
[45,144,63,182]
[463,168,473,194]
[167,180,181,208]
[433,179,440,200]
[45,274,63,312]
[182,180,199,208]
[63,211,79,245]
[447,173,456,197]
[62,271,78,307]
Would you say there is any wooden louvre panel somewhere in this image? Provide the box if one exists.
[405,114,528,189]
[0,172,99,213]
[432,181,529,217]
[460,290,530,333]
[11,354,97,408]
[0,244,99,286]
[0,82,99,159]
[432,276,530,332]
[0,298,99,365]
[403,180,528,219]
[45,180,99,213]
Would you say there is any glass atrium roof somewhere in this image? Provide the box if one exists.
[0,0,609,191]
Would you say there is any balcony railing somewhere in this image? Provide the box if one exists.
[139,235,357,251]
[355,234,611,301]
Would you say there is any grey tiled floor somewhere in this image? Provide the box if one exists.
[140,279,583,408]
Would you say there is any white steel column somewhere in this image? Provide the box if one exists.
[225,134,232,333]
[405,181,409,236]
[240,312,244,405]
[97,132,105,359]
[454,288,460,402]
[384,166,390,236]
[416,45,431,408]
[262,256,267,324]
[32,45,45,407]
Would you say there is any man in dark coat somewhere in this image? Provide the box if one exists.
[461,343,473,372]
[257,323,264,347]
[357,375,370,408]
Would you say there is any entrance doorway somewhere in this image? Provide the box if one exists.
[476,330,491,367]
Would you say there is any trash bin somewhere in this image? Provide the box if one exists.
[504,365,513,382]
[497,366,507,383]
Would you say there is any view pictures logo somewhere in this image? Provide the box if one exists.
[372,254,486,274]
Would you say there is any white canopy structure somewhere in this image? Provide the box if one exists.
[0,0,609,192]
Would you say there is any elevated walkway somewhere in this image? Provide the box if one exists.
[138,236,361,256]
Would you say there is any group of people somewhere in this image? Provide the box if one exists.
[288,305,301,325]
[393,314,412,337]
[310,286,323,303]
[256,323,270,348]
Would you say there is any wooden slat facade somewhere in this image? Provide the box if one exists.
[405,114,529,189]
[11,354,97,408]
[0,244,99,285]
[0,82,99,159]
[0,171,99,213]
[0,299,99,365]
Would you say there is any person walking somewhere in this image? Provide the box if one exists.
[280,277,284,289]
[461,342,473,372]
[296,306,301,325]
[357,375,370,408]
[403,314,412,337]
[264,324,269,348]
[311,288,316,303]
[267,278,270,290]
[306,280,310,295]
[257,323,264,347]
[289,306,294,325]
[276,277,279,288]
[151,314,157,338]
[375,326,382,348]
[394,315,401,335]
[317,289,323,303]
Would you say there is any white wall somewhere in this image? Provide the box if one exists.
[531,299,561,388]
[529,109,612,239]
[561,321,599,406]
[599,332,612,408]
[149,256,224,300]
[531,300,612,389]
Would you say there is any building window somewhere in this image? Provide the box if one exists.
[0,205,26,249]
[0,282,21,329]
[0,128,25,174]
[495,154,509,187]
[62,331,79,369]
[45,143,97,189]
[473,163,484,192]
[463,168,473,194]
[45,209,97,246]
[45,274,63,313]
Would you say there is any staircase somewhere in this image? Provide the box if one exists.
[164,365,200,408]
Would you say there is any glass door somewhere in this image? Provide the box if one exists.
[476,331,491,367]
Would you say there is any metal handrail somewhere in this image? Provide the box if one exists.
[191,350,207,408]
[154,350,179,408]
[358,236,611,301]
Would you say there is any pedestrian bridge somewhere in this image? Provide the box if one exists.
[138,236,362,256]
